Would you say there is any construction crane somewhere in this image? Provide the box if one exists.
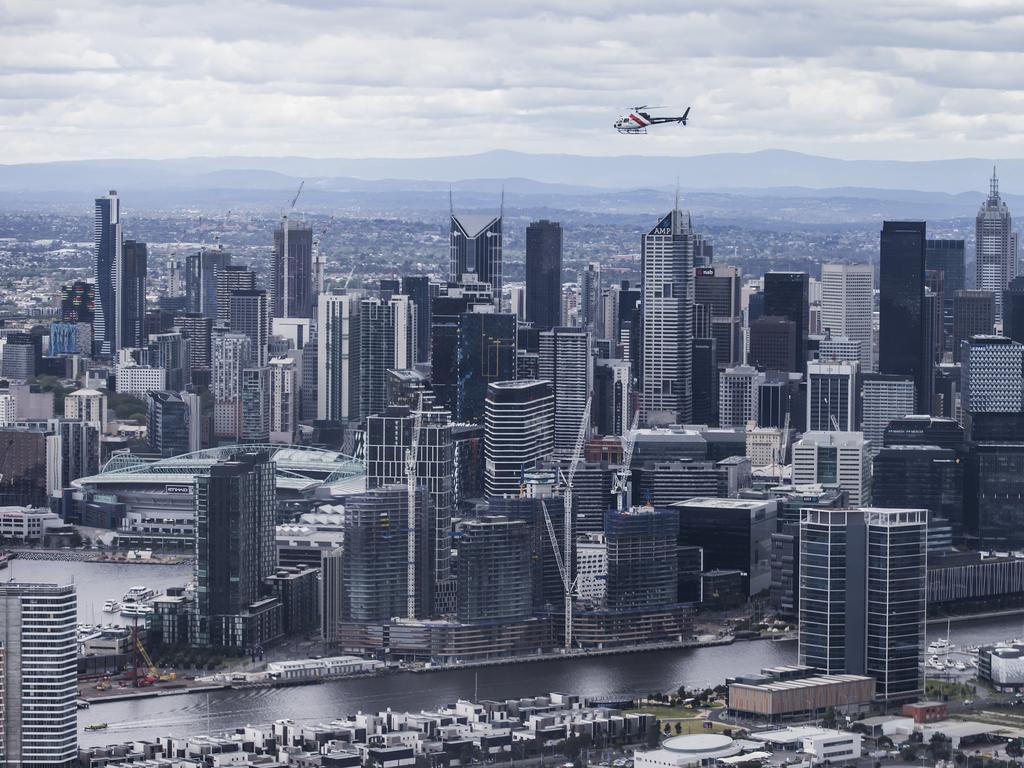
[313,215,334,295]
[281,180,305,319]
[777,410,791,485]
[611,411,640,511]
[541,396,591,651]
[343,265,356,290]
[405,395,424,619]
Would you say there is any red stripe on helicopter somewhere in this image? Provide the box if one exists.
[630,113,648,126]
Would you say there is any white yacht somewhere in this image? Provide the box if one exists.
[120,603,154,618]
[928,638,955,654]
[122,585,160,603]
[102,600,121,613]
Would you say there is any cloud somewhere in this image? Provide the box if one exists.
[2,0,1024,162]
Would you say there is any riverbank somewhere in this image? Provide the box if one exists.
[928,608,1024,625]
[405,635,738,673]
[10,549,191,565]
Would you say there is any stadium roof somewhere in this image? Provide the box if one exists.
[74,444,364,492]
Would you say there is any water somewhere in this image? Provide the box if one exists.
[80,639,800,746]
[10,557,1021,748]
[5,557,191,625]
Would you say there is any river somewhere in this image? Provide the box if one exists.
[7,557,1024,748]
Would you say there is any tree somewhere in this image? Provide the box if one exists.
[900,746,918,762]
[1006,739,1022,758]
[821,708,838,729]
[929,733,951,762]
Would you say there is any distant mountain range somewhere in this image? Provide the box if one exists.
[1,149,1020,220]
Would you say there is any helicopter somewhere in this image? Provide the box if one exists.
[614,106,690,134]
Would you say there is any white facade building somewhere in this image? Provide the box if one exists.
[576,532,607,602]
[318,292,360,422]
[0,506,61,542]
[115,364,167,399]
[539,327,592,457]
[640,209,695,425]
[0,392,14,426]
[719,365,763,428]
[211,332,251,439]
[483,380,554,498]
[860,377,916,455]
[792,431,872,506]
[64,387,107,432]
[746,426,783,468]
[821,263,875,373]
[269,356,299,444]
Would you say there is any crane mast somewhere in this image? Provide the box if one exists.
[541,396,591,651]
[612,411,640,511]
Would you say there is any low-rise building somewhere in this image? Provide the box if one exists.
[0,505,61,541]
[727,666,875,723]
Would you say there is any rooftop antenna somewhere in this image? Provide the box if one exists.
[499,186,505,219]
[991,166,999,198]
[449,187,454,219]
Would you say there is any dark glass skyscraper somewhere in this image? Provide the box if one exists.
[879,221,931,413]
[192,450,277,648]
[117,239,147,352]
[273,222,314,319]
[525,220,562,330]
[763,272,809,375]
[456,311,517,423]
[1004,277,1024,344]
[186,247,231,319]
[401,275,432,363]
[147,391,191,458]
[450,211,502,303]
[93,191,120,357]
[927,238,965,349]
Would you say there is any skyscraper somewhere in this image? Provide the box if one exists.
[484,380,554,498]
[719,364,763,428]
[241,367,271,443]
[116,239,147,352]
[579,262,602,332]
[268,356,298,443]
[93,191,120,357]
[450,209,502,304]
[820,263,874,373]
[147,391,192,458]
[192,450,278,648]
[694,265,743,367]
[400,275,432,364]
[960,334,1024,415]
[456,310,517,423]
[211,331,251,439]
[798,507,927,702]
[525,220,562,331]
[604,506,679,610]
[976,168,1018,319]
[273,221,314,319]
[858,374,916,455]
[0,582,78,767]
[1003,277,1024,344]
[640,208,696,424]
[594,358,631,436]
[358,295,415,420]
[763,272,810,375]
[216,264,257,326]
[879,221,931,414]
[229,289,270,367]
[539,327,592,456]
[148,330,190,391]
[185,247,231,319]
[455,516,533,622]
[317,292,361,422]
[806,361,858,431]
[952,290,995,362]
[927,239,965,353]
[748,316,798,373]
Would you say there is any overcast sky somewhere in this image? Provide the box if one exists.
[4,0,1024,163]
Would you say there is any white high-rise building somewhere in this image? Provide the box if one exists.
[211,332,251,439]
[0,582,78,766]
[539,327,592,457]
[0,392,15,426]
[860,376,916,455]
[640,209,695,425]
[318,292,361,422]
[821,263,875,373]
[818,335,862,367]
[483,380,554,498]
[976,168,1018,319]
[806,361,858,432]
[269,356,298,444]
[961,334,1024,414]
[746,426,783,468]
[64,387,107,432]
[792,431,872,506]
[576,532,608,602]
[719,364,763,428]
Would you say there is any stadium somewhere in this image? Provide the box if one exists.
[66,444,364,549]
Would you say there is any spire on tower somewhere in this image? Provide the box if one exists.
[991,166,999,199]
[499,186,505,219]
[449,187,454,218]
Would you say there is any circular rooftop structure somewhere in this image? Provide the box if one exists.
[661,734,740,760]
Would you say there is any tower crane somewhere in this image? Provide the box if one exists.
[611,411,640,511]
[777,411,791,485]
[313,215,334,295]
[405,395,424,619]
[281,180,304,319]
[541,396,591,651]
